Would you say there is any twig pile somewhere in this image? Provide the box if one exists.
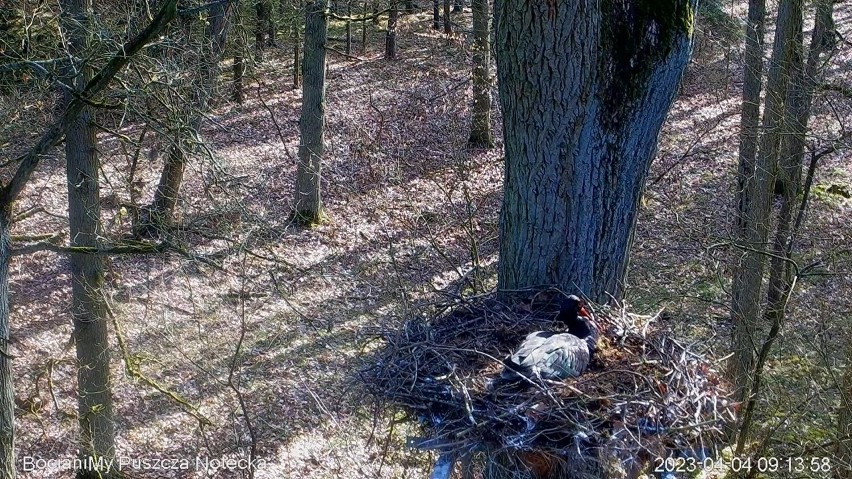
[361,290,735,474]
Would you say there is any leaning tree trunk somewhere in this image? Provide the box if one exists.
[150,0,233,227]
[467,0,492,147]
[495,0,696,306]
[293,0,327,224]
[0,209,13,479]
[60,0,116,475]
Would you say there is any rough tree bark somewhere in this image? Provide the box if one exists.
[0,210,12,479]
[385,0,397,60]
[728,0,801,404]
[495,0,696,306]
[293,0,327,223]
[150,0,233,227]
[467,0,492,147]
[59,0,116,476]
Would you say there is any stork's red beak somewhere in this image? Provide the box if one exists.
[579,305,590,317]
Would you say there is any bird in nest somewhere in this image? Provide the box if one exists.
[497,295,600,385]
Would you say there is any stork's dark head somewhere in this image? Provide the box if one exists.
[557,295,590,322]
[558,295,596,341]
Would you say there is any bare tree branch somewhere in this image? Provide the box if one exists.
[0,0,179,205]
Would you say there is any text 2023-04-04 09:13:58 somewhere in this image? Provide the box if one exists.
[653,455,834,474]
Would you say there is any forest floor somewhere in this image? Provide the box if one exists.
[7,5,852,479]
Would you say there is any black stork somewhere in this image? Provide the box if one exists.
[500,295,599,382]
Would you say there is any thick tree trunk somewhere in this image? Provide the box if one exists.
[0,209,13,479]
[728,0,801,404]
[467,0,492,147]
[495,0,696,305]
[152,146,187,224]
[442,0,450,34]
[150,1,233,226]
[385,1,397,60]
[293,0,327,224]
[60,1,116,475]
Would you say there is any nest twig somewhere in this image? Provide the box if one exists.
[360,289,735,475]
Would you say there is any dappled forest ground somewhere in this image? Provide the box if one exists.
[6,5,852,479]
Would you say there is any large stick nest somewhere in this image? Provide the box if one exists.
[361,290,736,474]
